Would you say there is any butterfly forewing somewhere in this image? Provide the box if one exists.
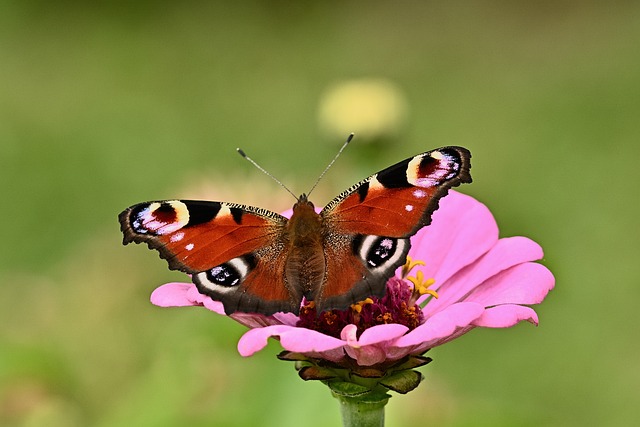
[321,147,471,237]
[120,200,286,271]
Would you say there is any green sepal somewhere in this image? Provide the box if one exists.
[379,370,423,394]
[350,367,385,379]
[392,355,432,371]
[277,351,309,362]
[298,365,338,381]
[327,380,372,398]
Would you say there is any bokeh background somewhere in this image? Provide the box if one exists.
[1,1,639,426]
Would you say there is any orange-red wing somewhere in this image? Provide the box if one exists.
[322,147,471,238]
[216,251,299,314]
[120,200,287,272]
[119,200,299,315]
[318,245,380,311]
[316,235,411,312]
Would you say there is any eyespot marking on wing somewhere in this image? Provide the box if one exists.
[406,149,463,187]
[195,256,254,294]
[130,201,190,235]
[354,235,409,274]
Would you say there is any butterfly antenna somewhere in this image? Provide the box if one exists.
[307,133,354,197]
[236,148,298,200]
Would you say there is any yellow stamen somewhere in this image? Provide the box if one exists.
[402,255,426,278]
[377,312,393,323]
[351,298,374,313]
[407,270,439,299]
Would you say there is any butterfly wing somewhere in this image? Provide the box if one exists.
[119,200,299,315]
[317,146,471,310]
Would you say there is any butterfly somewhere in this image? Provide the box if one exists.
[119,146,471,316]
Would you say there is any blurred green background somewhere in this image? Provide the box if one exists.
[1,1,639,426]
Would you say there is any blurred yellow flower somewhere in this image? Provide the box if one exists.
[318,78,408,143]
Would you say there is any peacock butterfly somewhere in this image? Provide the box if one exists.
[119,145,471,316]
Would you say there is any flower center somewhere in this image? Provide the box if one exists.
[297,257,436,339]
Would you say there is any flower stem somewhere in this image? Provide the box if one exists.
[334,393,389,427]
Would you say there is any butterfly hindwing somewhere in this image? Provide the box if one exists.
[119,200,299,314]
[316,236,411,312]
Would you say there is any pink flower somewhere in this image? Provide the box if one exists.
[150,191,554,368]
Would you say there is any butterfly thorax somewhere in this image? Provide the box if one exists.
[284,196,325,301]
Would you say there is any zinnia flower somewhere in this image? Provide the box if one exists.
[150,191,553,395]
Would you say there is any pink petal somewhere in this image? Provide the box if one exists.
[237,325,346,357]
[238,325,289,356]
[473,304,539,327]
[357,323,410,345]
[341,324,410,366]
[340,325,385,365]
[345,345,388,366]
[392,302,484,349]
[340,324,359,346]
[277,328,347,353]
[423,236,544,313]
[272,312,302,326]
[150,282,203,307]
[185,285,227,314]
[463,263,555,307]
[409,192,499,288]
[199,298,227,315]
[229,312,288,329]
[151,283,284,327]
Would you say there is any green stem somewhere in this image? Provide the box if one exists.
[334,393,389,427]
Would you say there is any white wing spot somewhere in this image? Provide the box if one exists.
[405,204,414,212]
[413,189,426,198]
[171,232,184,242]
[369,175,384,190]
[218,204,232,218]
[185,243,194,251]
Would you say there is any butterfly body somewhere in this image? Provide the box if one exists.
[119,146,472,315]
[282,196,325,304]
